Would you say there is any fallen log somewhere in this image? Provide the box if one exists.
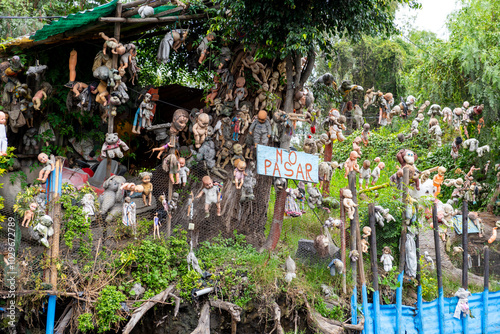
[191,301,210,334]
[209,300,242,334]
[270,300,285,334]
[122,285,175,334]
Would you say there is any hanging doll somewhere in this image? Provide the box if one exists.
[197,33,215,64]
[196,175,222,218]
[361,123,370,146]
[453,288,471,319]
[163,153,181,184]
[153,212,161,239]
[122,197,137,236]
[359,160,371,189]
[234,77,248,110]
[178,157,190,187]
[0,111,7,156]
[344,151,360,179]
[21,202,38,227]
[433,167,446,197]
[380,246,394,272]
[342,188,358,220]
[285,188,302,217]
[140,171,153,206]
[370,162,385,186]
[234,160,247,189]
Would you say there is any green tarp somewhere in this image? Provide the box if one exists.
[31,0,119,42]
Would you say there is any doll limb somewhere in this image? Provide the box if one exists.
[216,202,221,216]
[175,173,180,184]
[147,193,152,206]
[142,194,147,206]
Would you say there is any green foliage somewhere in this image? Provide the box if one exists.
[114,217,153,240]
[315,297,345,321]
[419,255,437,301]
[59,183,96,258]
[77,312,95,333]
[379,267,401,304]
[95,285,126,333]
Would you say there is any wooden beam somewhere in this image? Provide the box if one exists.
[122,0,147,8]
[152,6,184,18]
[100,13,207,23]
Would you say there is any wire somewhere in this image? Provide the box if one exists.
[0,16,63,19]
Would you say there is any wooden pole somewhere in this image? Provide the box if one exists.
[462,200,468,289]
[106,2,122,179]
[100,13,207,23]
[49,157,64,287]
[349,171,365,284]
[398,167,410,272]
[322,143,332,196]
[433,203,445,334]
[369,203,381,334]
[339,189,346,295]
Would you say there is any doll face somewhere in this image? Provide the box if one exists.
[237,161,246,171]
[403,151,415,165]
[30,202,38,211]
[172,109,189,132]
[438,167,446,175]
[142,175,151,183]
[197,113,210,128]
[378,162,385,170]
[0,112,5,125]
[349,151,358,160]
[257,110,267,123]
[202,176,213,189]
[236,77,245,88]
[233,144,243,155]
[179,157,186,167]
[362,160,370,169]
[38,153,48,164]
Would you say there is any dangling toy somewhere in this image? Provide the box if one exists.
[178,157,190,186]
[342,188,358,220]
[193,113,210,148]
[21,202,38,227]
[234,160,247,189]
[196,175,222,218]
[344,151,360,179]
[433,167,446,197]
[140,172,153,206]
[380,246,394,272]
[37,153,55,183]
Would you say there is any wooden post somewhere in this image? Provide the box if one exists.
[348,171,365,284]
[462,200,468,288]
[106,2,122,179]
[340,189,346,295]
[49,157,64,287]
[369,204,380,334]
[433,203,445,334]
[322,143,332,196]
[398,167,410,272]
[482,246,489,334]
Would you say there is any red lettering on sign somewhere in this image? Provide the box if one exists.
[296,164,305,180]
[273,162,281,177]
[305,163,313,181]
[276,149,283,164]
[284,162,294,177]
[265,159,272,174]
[289,151,297,165]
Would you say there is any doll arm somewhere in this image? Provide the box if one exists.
[196,190,204,199]
[119,140,130,152]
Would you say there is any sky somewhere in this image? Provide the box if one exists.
[395,0,463,39]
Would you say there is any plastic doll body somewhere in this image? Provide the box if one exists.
[140,172,153,206]
[433,167,446,197]
[242,56,266,85]
[22,202,38,227]
[37,153,54,182]
[234,77,248,110]
[249,110,271,147]
[380,247,394,272]
[152,142,171,159]
[343,189,358,220]
[359,160,371,189]
[193,113,210,148]
[33,87,47,110]
[344,151,360,179]
[361,124,370,146]
[231,113,242,141]
[72,82,88,97]
[198,33,215,64]
[370,162,385,186]
[196,176,222,218]
[91,80,108,106]
[234,161,247,189]
[153,213,161,239]
[178,157,190,186]
[99,32,126,56]
[0,112,7,156]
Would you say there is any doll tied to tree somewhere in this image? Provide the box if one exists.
[140,171,153,206]
[234,160,247,189]
[196,175,222,218]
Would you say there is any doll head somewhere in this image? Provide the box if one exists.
[338,115,346,124]
[134,185,144,193]
[124,196,131,203]
[396,169,403,177]
[159,195,166,203]
[363,123,370,131]
[236,77,246,88]
[202,175,213,189]
[416,113,424,121]
[0,111,6,125]
[233,143,243,155]
[453,108,462,116]
[197,113,210,129]
[349,151,359,161]
[178,157,186,167]
[29,202,38,211]
[438,166,446,176]
[362,226,372,238]
[140,172,152,183]
[237,160,246,171]
[463,101,469,109]
[362,160,370,169]
[257,110,267,123]
[374,157,381,163]
[383,92,393,101]
[172,109,189,133]
[342,188,353,199]
[38,153,49,164]
[354,137,362,145]
[143,93,151,103]
[383,246,391,254]
[378,162,386,170]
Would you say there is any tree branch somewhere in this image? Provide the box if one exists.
[294,51,302,89]
[299,48,316,90]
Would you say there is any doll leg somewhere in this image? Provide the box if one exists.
[142,194,147,206]
[216,202,221,216]
[69,49,77,83]
[175,173,180,184]
[204,203,210,218]
[169,172,175,184]
[148,193,152,206]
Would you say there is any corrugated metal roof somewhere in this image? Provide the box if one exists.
[30,0,119,42]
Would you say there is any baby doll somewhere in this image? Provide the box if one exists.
[380,246,394,272]
[433,166,446,197]
[152,142,172,159]
[33,86,48,110]
[91,80,109,106]
[361,123,370,146]
[120,183,144,196]
[140,171,153,206]
[234,160,247,189]
[193,113,210,148]
[361,226,371,253]
[344,151,360,179]
[178,157,190,186]
[343,189,358,220]
[164,153,181,184]
[370,162,386,186]
[353,136,362,156]
[0,111,7,156]
[196,175,222,218]
[99,32,126,55]
[22,202,38,227]
[37,153,55,183]
[197,32,215,64]
[233,77,248,110]
[359,160,371,189]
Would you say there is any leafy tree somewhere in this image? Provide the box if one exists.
[209,0,420,116]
